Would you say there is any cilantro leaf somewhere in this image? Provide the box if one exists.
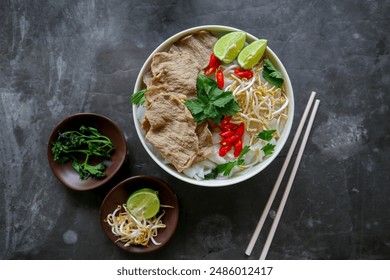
[197,74,216,95]
[185,75,239,124]
[262,143,275,156]
[131,89,147,105]
[211,90,235,107]
[193,113,206,123]
[205,146,251,179]
[257,129,276,141]
[72,160,106,180]
[217,161,236,176]
[204,168,219,179]
[238,145,251,160]
[52,126,114,180]
[217,100,241,116]
[262,59,284,88]
[184,99,204,115]
[203,102,219,120]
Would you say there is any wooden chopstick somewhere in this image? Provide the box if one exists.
[245,91,318,257]
[259,99,320,260]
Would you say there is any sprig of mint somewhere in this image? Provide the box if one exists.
[185,75,240,124]
[205,146,250,179]
[262,59,284,88]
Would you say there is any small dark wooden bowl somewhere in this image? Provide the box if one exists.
[47,113,127,191]
[100,176,179,253]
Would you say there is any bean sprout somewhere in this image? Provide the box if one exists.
[220,62,289,143]
[105,204,167,247]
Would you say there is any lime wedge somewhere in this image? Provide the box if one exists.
[126,188,160,219]
[131,188,158,196]
[237,39,268,70]
[213,31,246,64]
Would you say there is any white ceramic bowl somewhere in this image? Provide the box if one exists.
[133,25,294,187]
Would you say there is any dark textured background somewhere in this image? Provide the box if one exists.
[1,0,389,260]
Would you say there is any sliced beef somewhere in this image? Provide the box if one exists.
[144,85,180,104]
[142,71,153,88]
[140,31,217,172]
[169,31,217,69]
[194,121,213,162]
[148,52,199,100]
[144,94,199,172]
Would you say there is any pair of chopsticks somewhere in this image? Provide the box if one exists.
[245,91,320,260]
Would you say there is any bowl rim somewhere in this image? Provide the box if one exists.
[99,175,179,253]
[132,25,294,187]
[47,112,127,191]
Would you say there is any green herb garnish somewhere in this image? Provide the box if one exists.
[261,143,275,156]
[51,126,114,180]
[262,59,284,88]
[185,75,240,124]
[131,88,147,105]
[257,129,276,141]
[257,129,276,156]
[205,146,250,179]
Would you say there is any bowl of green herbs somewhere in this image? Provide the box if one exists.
[48,113,127,191]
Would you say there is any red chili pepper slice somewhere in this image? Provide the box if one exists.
[220,134,239,146]
[221,116,232,127]
[204,66,216,76]
[219,130,235,138]
[204,54,221,76]
[234,69,253,79]
[234,139,243,157]
[219,144,232,157]
[235,123,245,137]
[216,69,224,89]
[222,123,238,131]
[219,117,246,158]
[208,53,220,68]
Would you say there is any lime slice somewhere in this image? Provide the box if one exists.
[131,188,158,196]
[237,39,268,70]
[213,31,246,64]
[126,188,160,219]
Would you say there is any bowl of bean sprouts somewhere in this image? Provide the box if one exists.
[100,175,179,253]
[133,25,294,187]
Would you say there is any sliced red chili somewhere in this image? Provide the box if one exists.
[221,116,232,127]
[208,53,220,68]
[234,69,254,79]
[219,117,246,158]
[235,123,245,137]
[216,69,224,89]
[219,130,235,138]
[220,134,239,146]
[204,66,216,76]
[219,144,232,157]
[234,139,243,157]
[222,123,238,131]
[204,53,221,76]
